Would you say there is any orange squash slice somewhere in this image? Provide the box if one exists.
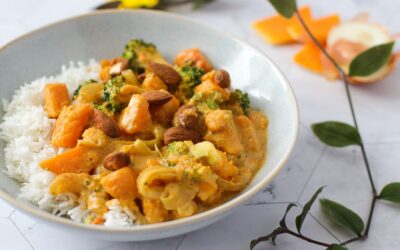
[287,14,340,44]
[294,43,323,73]
[252,6,312,45]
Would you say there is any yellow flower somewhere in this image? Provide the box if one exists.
[119,0,159,8]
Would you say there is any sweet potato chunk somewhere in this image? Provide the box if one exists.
[142,73,168,91]
[49,173,90,196]
[119,94,152,134]
[142,198,168,224]
[40,146,101,174]
[51,103,93,148]
[44,83,70,118]
[100,167,138,199]
[100,59,112,82]
[194,80,230,101]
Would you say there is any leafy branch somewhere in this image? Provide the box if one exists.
[251,0,398,249]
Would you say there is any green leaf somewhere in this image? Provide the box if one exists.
[326,244,348,250]
[379,182,400,203]
[311,121,361,147]
[279,203,297,228]
[295,186,324,233]
[349,42,395,77]
[268,0,297,18]
[320,199,364,235]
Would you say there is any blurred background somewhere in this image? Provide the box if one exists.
[1,0,400,250]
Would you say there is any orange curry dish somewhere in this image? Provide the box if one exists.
[39,39,268,225]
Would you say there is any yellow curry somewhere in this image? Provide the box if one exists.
[39,39,268,225]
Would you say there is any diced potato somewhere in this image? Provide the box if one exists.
[44,83,70,118]
[76,82,103,103]
[174,201,197,219]
[142,72,168,91]
[149,96,180,126]
[190,141,222,165]
[51,103,93,148]
[118,84,143,104]
[174,48,213,72]
[121,69,140,86]
[204,110,243,155]
[204,109,230,132]
[40,146,101,174]
[142,198,169,224]
[197,182,217,201]
[100,167,137,199]
[119,94,152,134]
[78,127,109,148]
[194,80,230,101]
[190,142,238,180]
[49,173,90,196]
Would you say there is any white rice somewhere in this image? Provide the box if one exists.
[104,199,136,227]
[0,60,135,227]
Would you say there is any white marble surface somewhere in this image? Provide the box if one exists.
[1,0,400,249]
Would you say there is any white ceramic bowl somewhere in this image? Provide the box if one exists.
[0,10,299,241]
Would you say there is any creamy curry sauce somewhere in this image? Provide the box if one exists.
[40,39,268,225]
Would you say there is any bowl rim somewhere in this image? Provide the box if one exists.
[0,9,299,233]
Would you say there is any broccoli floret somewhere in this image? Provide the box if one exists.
[190,141,222,165]
[189,92,224,113]
[122,39,159,74]
[230,89,250,115]
[97,75,125,114]
[164,141,193,157]
[175,64,205,101]
[73,79,97,99]
[94,102,121,114]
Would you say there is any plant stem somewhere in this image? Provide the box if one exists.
[284,229,331,247]
[252,228,332,249]
[295,9,378,239]
[364,195,378,237]
[341,196,378,245]
[294,10,376,194]
[251,7,383,250]
[341,236,365,245]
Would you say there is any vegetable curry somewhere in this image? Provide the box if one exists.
[40,39,268,225]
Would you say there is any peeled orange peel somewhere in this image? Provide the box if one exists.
[253,7,398,84]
